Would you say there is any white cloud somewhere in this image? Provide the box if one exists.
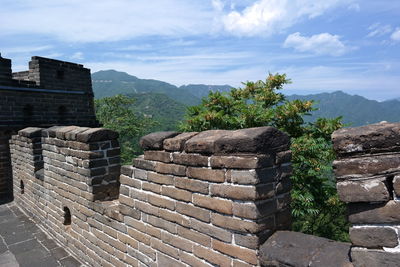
[221,0,355,36]
[391,28,400,41]
[348,3,360,11]
[0,0,214,42]
[367,23,392,37]
[212,0,225,12]
[70,52,84,60]
[283,32,353,56]
[2,45,53,54]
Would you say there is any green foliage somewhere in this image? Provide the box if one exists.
[180,73,349,241]
[128,92,187,132]
[94,94,154,163]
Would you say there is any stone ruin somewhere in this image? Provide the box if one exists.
[1,55,400,266]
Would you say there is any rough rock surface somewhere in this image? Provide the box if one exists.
[139,131,180,150]
[336,178,390,202]
[184,127,290,154]
[351,248,400,267]
[259,231,352,267]
[348,200,400,224]
[332,122,400,157]
[350,227,398,248]
[163,132,198,151]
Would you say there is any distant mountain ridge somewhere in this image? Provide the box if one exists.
[92,70,400,129]
[92,70,199,106]
[287,91,400,126]
[179,84,232,99]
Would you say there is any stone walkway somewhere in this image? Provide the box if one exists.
[0,201,83,267]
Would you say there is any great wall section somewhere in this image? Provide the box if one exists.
[1,55,400,266]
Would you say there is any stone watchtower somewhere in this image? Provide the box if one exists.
[0,54,98,201]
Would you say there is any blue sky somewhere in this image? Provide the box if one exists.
[1,0,399,101]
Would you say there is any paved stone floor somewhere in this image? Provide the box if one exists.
[0,200,83,267]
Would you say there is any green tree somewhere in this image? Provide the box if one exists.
[180,74,349,241]
[95,94,154,163]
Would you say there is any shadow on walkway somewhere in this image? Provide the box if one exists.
[0,202,83,267]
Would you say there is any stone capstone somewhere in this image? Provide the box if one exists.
[163,132,198,151]
[17,127,43,138]
[139,131,180,150]
[184,126,290,155]
[259,231,352,267]
[332,122,400,157]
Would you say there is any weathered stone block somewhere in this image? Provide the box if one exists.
[176,202,210,222]
[55,126,80,140]
[229,168,278,185]
[133,156,156,171]
[210,183,274,201]
[211,213,271,234]
[332,122,400,156]
[337,178,390,202]
[233,200,277,220]
[147,172,174,185]
[76,128,118,142]
[139,131,180,150]
[155,162,186,176]
[161,186,192,202]
[186,167,225,183]
[349,200,400,224]
[171,152,208,167]
[350,227,398,248]
[18,127,43,138]
[163,132,198,151]
[192,194,232,215]
[144,151,171,163]
[184,127,289,155]
[351,248,400,267]
[174,176,209,194]
[260,231,352,267]
[393,175,400,197]
[334,154,400,178]
[210,154,274,169]
[212,239,258,265]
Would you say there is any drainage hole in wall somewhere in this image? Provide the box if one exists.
[20,180,24,194]
[63,207,71,226]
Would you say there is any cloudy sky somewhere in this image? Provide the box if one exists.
[1,0,399,100]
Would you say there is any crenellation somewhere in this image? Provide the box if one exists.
[332,121,400,266]
[10,126,292,266]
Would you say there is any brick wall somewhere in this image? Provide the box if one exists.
[27,56,92,92]
[333,122,400,266]
[0,54,98,201]
[11,126,292,267]
[0,129,15,201]
[0,90,98,128]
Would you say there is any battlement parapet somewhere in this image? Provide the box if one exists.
[11,126,292,266]
[333,122,400,266]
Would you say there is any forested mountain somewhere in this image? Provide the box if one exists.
[179,84,232,99]
[92,70,400,130]
[128,92,186,132]
[287,91,400,127]
[92,70,199,106]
